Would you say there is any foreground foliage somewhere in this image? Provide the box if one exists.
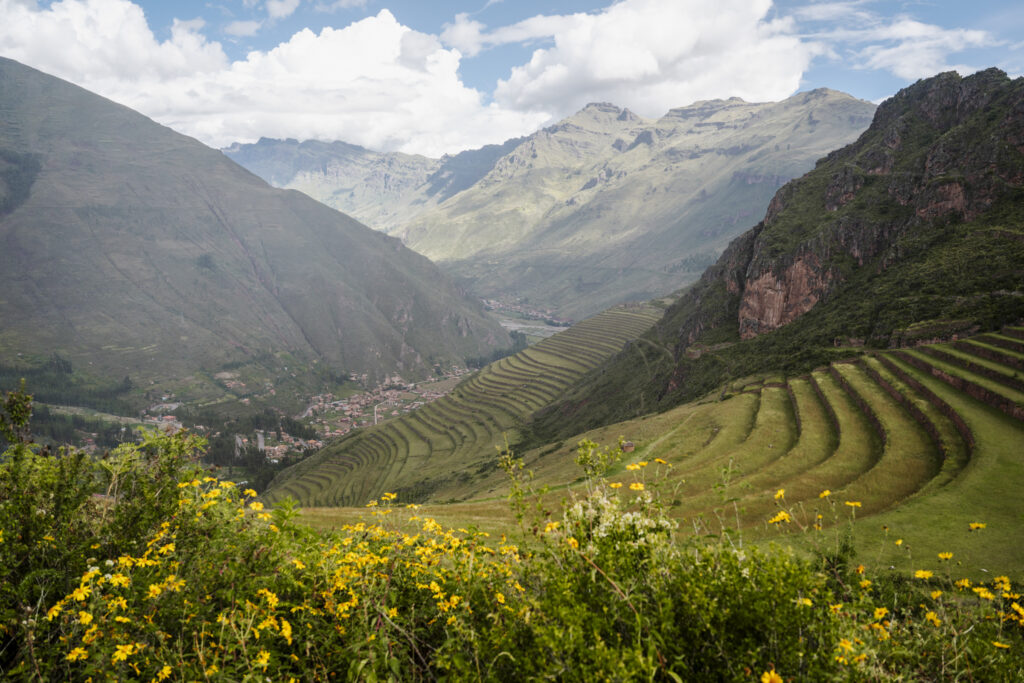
[1,388,1021,680]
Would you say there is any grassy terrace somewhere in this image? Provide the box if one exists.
[265,305,664,506]
[296,327,1024,577]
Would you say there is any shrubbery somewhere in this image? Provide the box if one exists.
[1,386,1021,680]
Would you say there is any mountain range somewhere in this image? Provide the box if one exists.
[527,68,1024,442]
[0,57,507,409]
[226,91,876,319]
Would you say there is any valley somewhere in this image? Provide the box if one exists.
[2,49,1023,680]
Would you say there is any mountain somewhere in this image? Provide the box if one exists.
[227,93,875,319]
[0,57,508,408]
[524,68,1024,442]
[221,136,524,235]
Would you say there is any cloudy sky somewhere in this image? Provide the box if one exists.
[1,0,1022,156]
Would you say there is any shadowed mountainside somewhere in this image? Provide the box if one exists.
[0,57,508,404]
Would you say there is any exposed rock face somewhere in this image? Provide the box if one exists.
[717,68,1024,340]
[738,254,829,338]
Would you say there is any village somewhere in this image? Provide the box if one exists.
[291,367,473,452]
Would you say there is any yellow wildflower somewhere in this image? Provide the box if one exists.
[257,588,280,609]
[844,501,861,508]
[254,650,270,670]
[543,521,560,533]
[938,552,953,561]
[249,501,264,511]
[774,488,785,500]
[894,539,903,546]
[969,522,986,531]
[768,511,791,524]
[931,590,942,600]
[654,458,668,465]
[280,618,293,645]
[819,489,831,498]
[955,578,971,589]
[625,463,641,471]
[46,603,63,621]
[829,603,843,613]
[796,597,812,607]
[78,611,93,626]
[993,641,1010,649]
[760,668,783,683]
[838,638,853,652]
[66,647,88,662]
[157,665,172,680]
[915,570,933,579]
[873,607,889,621]
[109,573,131,587]
[71,586,91,602]
[609,482,623,489]
[147,584,162,599]
[925,611,941,627]
[566,537,579,550]
[112,643,136,663]
[495,592,506,604]
[629,482,645,491]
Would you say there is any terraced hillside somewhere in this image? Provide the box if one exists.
[492,328,1021,569]
[305,328,1024,574]
[265,305,663,506]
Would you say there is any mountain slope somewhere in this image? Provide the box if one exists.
[525,68,1024,442]
[229,93,875,319]
[221,136,524,235]
[0,57,507,404]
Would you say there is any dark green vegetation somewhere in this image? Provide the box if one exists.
[0,57,508,410]
[229,93,875,320]
[2,387,1021,681]
[528,69,1024,441]
[264,305,663,506]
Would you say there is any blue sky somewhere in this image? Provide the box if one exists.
[2,0,1022,155]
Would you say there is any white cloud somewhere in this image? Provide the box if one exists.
[0,0,228,84]
[0,0,546,156]
[225,19,263,37]
[794,6,996,82]
[456,0,818,118]
[266,0,301,20]
[851,19,991,80]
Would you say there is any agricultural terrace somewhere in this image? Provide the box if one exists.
[264,305,663,507]
[303,328,1024,581]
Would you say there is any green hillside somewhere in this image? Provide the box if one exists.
[264,304,663,506]
[0,58,508,409]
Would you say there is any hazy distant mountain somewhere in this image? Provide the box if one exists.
[222,136,524,235]
[227,92,875,319]
[0,57,507,403]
